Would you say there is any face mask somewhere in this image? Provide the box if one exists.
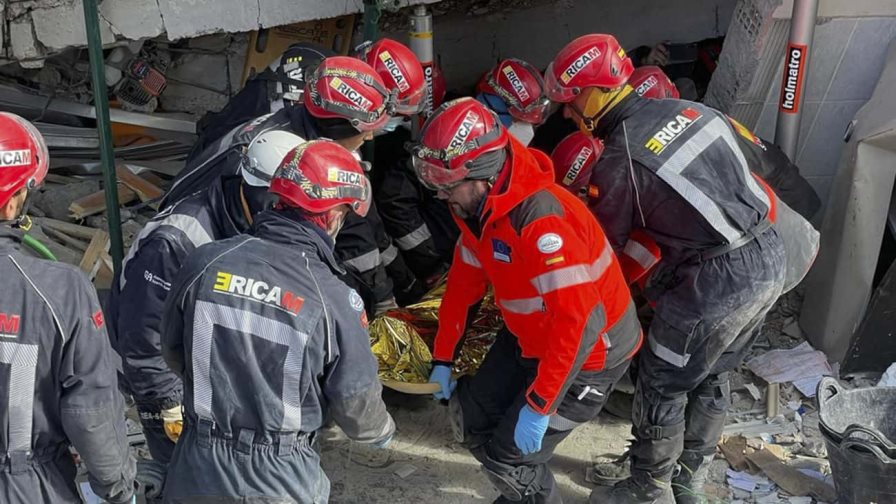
[327,211,347,239]
[378,116,408,134]
[507,121,535,146]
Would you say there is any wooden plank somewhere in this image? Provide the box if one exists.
[45,173,82,185]
[79,231,110,278]
[35,217,99,240]
[94,252,114,289]
[42,226,88,252]
[137,170,167,188]
[746,449,837,502]
[116,165,163,202]
[719,436,751,472]
[69,184,137,219]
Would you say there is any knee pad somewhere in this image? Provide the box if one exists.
[632,382,687,435]
[481,460,542,501]
[691,372,731,415]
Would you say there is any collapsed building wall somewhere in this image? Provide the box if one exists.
[0,0,438,67]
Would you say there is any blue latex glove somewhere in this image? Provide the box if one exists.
[514,405,550,455]
[429,364,456,400]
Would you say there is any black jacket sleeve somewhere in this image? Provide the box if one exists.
[116,237,184,409]
[375,162,446,281]
[321,283,395,444]
[335,212,394,310]
[60,274,136,504]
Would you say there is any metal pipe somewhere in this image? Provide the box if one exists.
[774,0,819,160]
[409,5,434,140]
[82,0,124,269]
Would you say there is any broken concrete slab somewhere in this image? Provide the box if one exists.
[31,0,115,52]
[99,0,165,40]
[157,0,260,41]
[9,16,45,63]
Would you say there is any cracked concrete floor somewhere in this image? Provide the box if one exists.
[319,389,633,504]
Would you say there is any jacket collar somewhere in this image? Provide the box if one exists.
[0,225,24,254]
[593,92,649,140]
[250,209,344,274]
[479,136,554,227]
[287,105,321,140]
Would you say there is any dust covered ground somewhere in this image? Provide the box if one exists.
[319,389,632,503]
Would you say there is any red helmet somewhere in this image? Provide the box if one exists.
[481,59,551,125]
[303,56,393,132]
[550,132,603,194]
[544,34,634,103]
[269,139,371,217]
[409,97,509,191]
[0,113,49,206]
[359,38,426,116]
[630,65,680,99]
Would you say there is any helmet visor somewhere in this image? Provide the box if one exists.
[543,62,579,103]
[411,155,469,192]
[394,86,427,116]
[509,95,552,125]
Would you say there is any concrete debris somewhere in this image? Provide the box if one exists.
[100,0,165,40]
[393,463,418,479]
[9,16,45,64]
[744,383,763,401]
[31,0,116,52]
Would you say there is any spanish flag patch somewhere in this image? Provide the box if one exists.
[545,255,566,266]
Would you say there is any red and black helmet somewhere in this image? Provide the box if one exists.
[0,113,49,206]
[269,139,371,217]
[481,58,551,125]
[550,131,604,196]
[303,56,394,132]
[544,34,634,103]
[408,97,509,191]
[358,38,426,116]
[630,65,680,99]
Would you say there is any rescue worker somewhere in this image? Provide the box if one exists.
[0,112,136,503]
[363,38,458,286]
[188,43,334,161]
[544,34,788,503]
[165,56,416,315]
[160,139,395,503]
[630,65,821,220]
[354,38,434,303]
[414,98,642,504]
[476,58,553,146]
[107,129,303,498]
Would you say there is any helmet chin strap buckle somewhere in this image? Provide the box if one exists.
[582,116,597,132]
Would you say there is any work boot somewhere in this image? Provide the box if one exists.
[589,473,675,504]
[671,450,714,504]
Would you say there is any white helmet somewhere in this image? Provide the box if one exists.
[242,130,305,187]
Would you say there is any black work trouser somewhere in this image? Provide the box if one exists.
[136,403,176,465]
[457,328,630,503]
[630,230,786,481]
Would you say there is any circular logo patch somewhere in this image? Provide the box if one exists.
[349,289,364,312]
[536,233,563,254]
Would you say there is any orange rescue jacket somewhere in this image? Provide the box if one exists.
[433,137,642,415]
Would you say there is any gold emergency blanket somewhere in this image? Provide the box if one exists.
[369,281,501,383]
